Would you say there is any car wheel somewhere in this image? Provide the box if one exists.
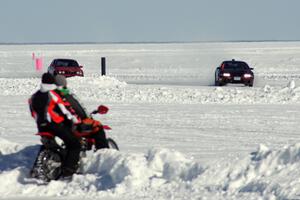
[245,83,253,87]
[215,80,219,86]
[215,71,221,86]
[215,80,223,86]
[216,81,224,86]
[249,80,254,87]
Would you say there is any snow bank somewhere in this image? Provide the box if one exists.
[0,76,126,96]
[1,137,300,199]
[0,137,21,155]
[0,139,204,199]
[1,76,300,104]
[210,143,300,199]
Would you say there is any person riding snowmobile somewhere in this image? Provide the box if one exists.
[29,73,81,177]
[54,75,109,149]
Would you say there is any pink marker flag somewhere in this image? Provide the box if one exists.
[32,52,35,60]
[35,57,43,71]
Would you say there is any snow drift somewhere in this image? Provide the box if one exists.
[1,76,300,104]
[0,139,204,199]
[1,137,300,199]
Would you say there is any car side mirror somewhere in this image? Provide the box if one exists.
[79,65,83,68]
[250,68,254,70]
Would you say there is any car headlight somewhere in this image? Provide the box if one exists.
[223,73,231,77]
[244,74,252,78]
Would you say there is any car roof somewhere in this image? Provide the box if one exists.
[53,58,77,62]
[222,60,247,64]
[222,60,249,67]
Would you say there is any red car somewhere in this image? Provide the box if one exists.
[47,58,84,77]
[214,59,254,87]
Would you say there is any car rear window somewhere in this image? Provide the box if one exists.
[223,62,249,70]
[54,60,79,67]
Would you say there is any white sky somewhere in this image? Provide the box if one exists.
[0,0,299,43]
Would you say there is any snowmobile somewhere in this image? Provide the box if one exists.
[30,105,119,182]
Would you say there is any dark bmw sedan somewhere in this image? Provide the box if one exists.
[48,58,84,77]
[215,59,254,87]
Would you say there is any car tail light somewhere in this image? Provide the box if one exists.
[244,74,252,78]
[223,73,231,77]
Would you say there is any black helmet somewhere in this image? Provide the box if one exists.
[54,75,67,87]
[41,73,55,84]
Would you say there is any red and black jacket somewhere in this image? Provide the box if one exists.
[29,85,79,131]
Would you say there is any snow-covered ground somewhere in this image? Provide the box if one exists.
[1,42,300,199]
